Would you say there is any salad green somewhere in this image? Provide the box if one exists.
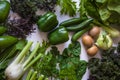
[33,41,87,80]
[80,0,120,25]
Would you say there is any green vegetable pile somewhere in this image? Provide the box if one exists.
[0,0,120,80]
[79,0,120,38]
[33,41,87,80]
[88,42,120,80]
[58,41,87,80]
[80,0,120,25]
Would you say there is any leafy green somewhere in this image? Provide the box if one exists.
[59,41,87,80]
[84,0,101,21]
[88,42,120,80]
[77,60,88,79]
[79,0,120,25]
[63,41,81,57]
[33,46,59,78]
[107,0,120,14]
[57,0,77,16]
[33,41,87,80]
[98,7,111,22]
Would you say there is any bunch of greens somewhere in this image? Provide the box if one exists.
[0,40,26,80]
[80,0,120,25]
[79,0,120,38]
[57,0,77,16]
[33,46,59,79]
[88,42,120,80]
[33,41,87,80]
[58,41,87,80]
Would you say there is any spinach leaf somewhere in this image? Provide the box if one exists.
[77,60,88,80]
[107,0,120,14]
[59,62,77,80]
[62,41,81,57]
[59,41,87,80]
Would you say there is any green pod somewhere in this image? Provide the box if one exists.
[0,36,18,49]
[0,26,7,35]
[0,1,10,23]
[60,17,87,27]
[48,26,69,45]
[37,12,58,32]
[66,18,93,31]
[71,26,92,42]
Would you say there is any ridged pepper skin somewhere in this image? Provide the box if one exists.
[48,26,69,45]
[0,26,7,35]
[0,1,10,23]
[37,12,58,32]
[0,36,18,49]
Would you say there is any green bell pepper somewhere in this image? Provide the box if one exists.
[0,0,10,23]
[0,36,18,49]
[48,26,69,45]
[0,26,7,35]
[37,12,58,32]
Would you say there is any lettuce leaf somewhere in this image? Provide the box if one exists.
[107,0,120,14]
[80,0,120,25]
